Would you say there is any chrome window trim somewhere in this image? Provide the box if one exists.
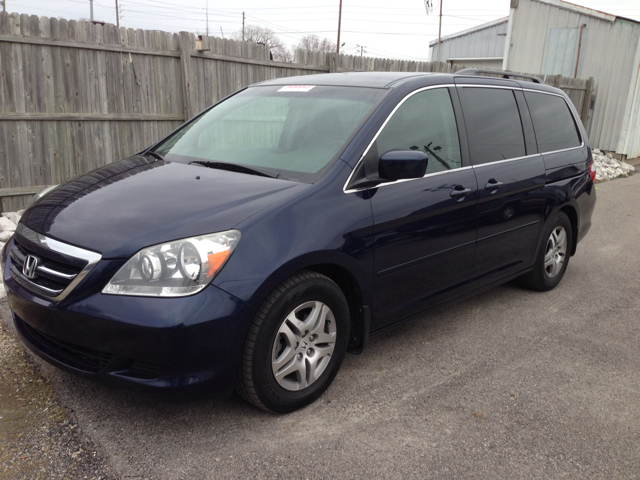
[14,224,102,302]
[536,143,584,156]
[520,87,566,97]
[471,153,543,169]
[455,84,521,90]
[343,84,459,194]
[343,82,586,194]
[344,166,473,194]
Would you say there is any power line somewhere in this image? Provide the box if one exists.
[112,2,509,24]
[126,0,508,17]
[117,7,238,22]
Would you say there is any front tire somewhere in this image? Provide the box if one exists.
[236,271,350,413]
[520,212,573,291]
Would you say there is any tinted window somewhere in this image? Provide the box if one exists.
[525,91,581,153]
[376,88,461,172]
[459,87,526,165]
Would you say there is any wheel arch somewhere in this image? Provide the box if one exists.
[238,252,373,356]
[558,204,579,256]
[304,263,370,354]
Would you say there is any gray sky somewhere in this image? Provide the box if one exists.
[5,0,640,60]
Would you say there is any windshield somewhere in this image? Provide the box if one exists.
[154,85,387,183]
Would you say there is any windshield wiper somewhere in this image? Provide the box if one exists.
[143,150,166,161]
[189,160,280,179]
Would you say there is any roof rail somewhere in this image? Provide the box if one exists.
[455,68,542,84]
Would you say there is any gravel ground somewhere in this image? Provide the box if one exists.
[1,173,639,478]
[0,314,112,479]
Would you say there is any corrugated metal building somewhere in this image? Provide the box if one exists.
[428,17,508,69]
[428,0,640,159]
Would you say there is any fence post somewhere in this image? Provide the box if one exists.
[329,52,338,73]
[179,31,196,121]
[581,77,594,125]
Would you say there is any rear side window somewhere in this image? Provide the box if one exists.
[459,87,526,165]
[524,91,581,153]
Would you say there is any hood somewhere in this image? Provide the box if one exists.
[21,156,305,258]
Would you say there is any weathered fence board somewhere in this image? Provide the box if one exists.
[0,12,595,211]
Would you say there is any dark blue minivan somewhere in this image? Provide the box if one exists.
[2,70,596,412]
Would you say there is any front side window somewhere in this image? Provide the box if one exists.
[459,87,526,165]
[524,91,581,153]
[154,85,386,183]
[375,88,462,172]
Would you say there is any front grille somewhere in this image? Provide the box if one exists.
[11,242,79,296]
[15,315,113,373]
[9,224,101,301]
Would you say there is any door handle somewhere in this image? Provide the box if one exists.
[450,186,473,200]
[484,179,504,192]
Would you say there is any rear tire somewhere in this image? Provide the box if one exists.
[236,271,350,413]
[520,212,573,291]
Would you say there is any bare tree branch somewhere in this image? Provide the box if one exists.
[231,24,294,62]
[296,34,336,53]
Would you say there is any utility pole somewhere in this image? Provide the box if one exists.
[242,12,245,42]
[1,0,6,13]
[206,0,209,37]
[357,45,366,57]
[336,0,343,54]
[115,0,120,29]
[437,0,443,63]
[90,0,94,22]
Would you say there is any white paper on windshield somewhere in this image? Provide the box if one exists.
[277,85,316,92]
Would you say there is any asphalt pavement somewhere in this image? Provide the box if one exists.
[2,173,639,479]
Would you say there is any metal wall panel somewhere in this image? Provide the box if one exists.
[429,18,508,63]
[618,39,640,158]
[505,0,640,157]
[543,27,588,77]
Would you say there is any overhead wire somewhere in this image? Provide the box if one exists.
[6,0,526,60]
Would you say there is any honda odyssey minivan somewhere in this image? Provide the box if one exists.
[2,70,596,412]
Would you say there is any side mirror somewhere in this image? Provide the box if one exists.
[378,150,428,181]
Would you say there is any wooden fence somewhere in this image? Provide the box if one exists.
[0,12,328,211]
[0,12,594,211]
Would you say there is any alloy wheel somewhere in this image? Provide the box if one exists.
[544,226,567,278]
[271,301,337,391]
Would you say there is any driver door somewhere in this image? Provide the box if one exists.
[370,87,478,329]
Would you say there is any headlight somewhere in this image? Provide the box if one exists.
[102,230,241,297]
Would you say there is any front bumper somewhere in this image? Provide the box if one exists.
[3,238,252,396]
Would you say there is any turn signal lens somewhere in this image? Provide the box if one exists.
[207,251,230,277]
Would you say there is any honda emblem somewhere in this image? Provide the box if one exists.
[23,255,39,279]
